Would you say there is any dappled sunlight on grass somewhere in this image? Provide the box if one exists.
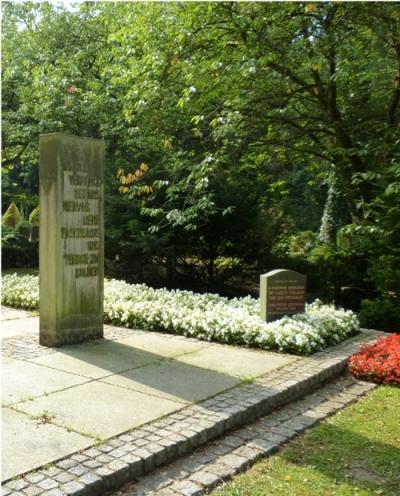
[212,386,400,496]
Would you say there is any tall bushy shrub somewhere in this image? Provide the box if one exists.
[2,202,21,229]
[28,206,39,226]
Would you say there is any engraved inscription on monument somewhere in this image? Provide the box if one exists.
[260,269,306,322]
[39,133,104,346]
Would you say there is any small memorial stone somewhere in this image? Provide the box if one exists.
[39,133,104,346]
[260,269,306,322]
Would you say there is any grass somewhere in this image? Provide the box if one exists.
[31,410,56,424]
[212,385,400,496]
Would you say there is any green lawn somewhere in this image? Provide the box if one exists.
[212,386,400,496]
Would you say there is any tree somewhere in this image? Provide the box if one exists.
[2,2,399,300]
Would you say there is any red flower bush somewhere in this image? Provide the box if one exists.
[349,334,400,385]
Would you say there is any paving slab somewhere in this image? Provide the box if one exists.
[1,328,28,339]
[28,339,167,379]
[101,360,240,403]
[1,306,35,320]
[176,345,295,378]
[115,333,212,358]
[1,316,39,334]
[1,329,382,492]
[1,407,92,481]
[1,356,17,364]
[2,360,90,404]
[15,381,186,438]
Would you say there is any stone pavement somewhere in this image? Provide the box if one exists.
[113,374,376,496]
[1,306,383,495]
[1,306,294,483]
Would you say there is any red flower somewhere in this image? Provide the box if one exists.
[349,334,400,385]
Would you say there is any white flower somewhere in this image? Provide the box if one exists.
[1,274,360,355]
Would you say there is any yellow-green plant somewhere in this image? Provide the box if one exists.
[2,202,21,229]
[28,207,39,226]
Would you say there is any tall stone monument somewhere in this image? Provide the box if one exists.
[39,133,104,346]
[260,269,306,322]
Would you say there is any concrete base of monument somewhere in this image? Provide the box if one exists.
[1,305,384,495]
[39,325,104,347]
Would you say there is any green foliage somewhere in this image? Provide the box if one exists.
[2,2,399,299]
[359,297,400,332]
[2,202,21,229]
[367,255,400,298]
[28,206,39,226]
[273,231,319,259]
[1,231,38,269]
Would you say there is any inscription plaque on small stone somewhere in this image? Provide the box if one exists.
[260,269,306,322]
[39,133,104,346]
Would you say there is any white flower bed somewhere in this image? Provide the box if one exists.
[1,274,360,355]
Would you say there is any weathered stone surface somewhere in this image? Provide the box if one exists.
[1,408,91,481]
[21,485,44,496]
[204,462,232,480]
[2,360,88,404]
[68,464,89,477]
[102,360,239,404]
[25,472,46,484]
[1,316,39,335]
[1,305,33,320]
[170,480,203,496]
[114,334,211,358]
[17,381,184,438]
[260,269,306,321]
[218,453,249,472]
[61,480,85,495]
[247,438,278,455]
[56,459,78,470]
[78,471,102,487]
[176,346,294,379]
[37,478,58,490]
[54,472,76,484]
[1,324,383,496]
[42,489,65,496]
[232,446,262,463]
[30,340,163,379]
[4,478,28,490]
[39,133,105,347]
[189,470,220,489]
[40,467,62,480]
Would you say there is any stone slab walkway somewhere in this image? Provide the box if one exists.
[1,306,383,496]
[1,306,294,483]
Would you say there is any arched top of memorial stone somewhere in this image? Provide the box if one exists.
[259,269,307,322]
[261,269,306,282]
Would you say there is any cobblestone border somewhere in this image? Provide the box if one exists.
[114,374,376,495]
[1,329,383,496]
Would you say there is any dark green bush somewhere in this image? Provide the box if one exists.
[1,230,38,269]
[358,297,400,332]
[367,255,400,299]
